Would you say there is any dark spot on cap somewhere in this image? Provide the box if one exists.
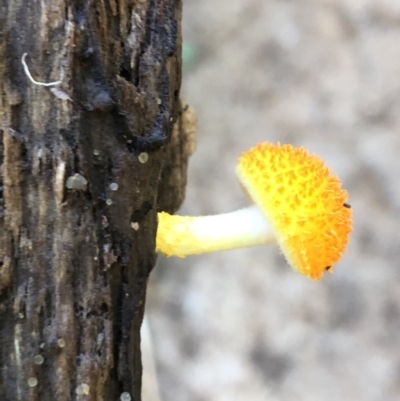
[343,203,351,209]
[325,266,332,271]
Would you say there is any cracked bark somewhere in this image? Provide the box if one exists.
[0,1,191,400]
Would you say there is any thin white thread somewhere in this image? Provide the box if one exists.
[21,53,63,87]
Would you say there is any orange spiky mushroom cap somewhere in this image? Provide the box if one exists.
[236,142,352,280]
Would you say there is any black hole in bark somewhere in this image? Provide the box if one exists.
[120,67,132,82]
[20,143,29,169]
[131,201,152,223]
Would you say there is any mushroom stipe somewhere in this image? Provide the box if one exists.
[156,142,353,280]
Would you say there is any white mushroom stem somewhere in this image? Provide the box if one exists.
[157,205,276,257]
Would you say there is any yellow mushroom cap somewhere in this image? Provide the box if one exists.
[236,142,353,280]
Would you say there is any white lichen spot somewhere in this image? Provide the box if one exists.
[40,343,45,349]
[120,392,132,401]
[14,324,22,371]
[57,338,66,348]
[131,222,139,231]
[28,377,38,387]
[157,98,162,105]
[76,383,90,395]
[109,182,119,191]
[55,161,66,202]
[138,152,149,163]
[93,149,100,156]
[66,173,88,191]
[106,199,113,206]
[18,313,24,319]
[84,384,90,395]
[50,87,71,101]
[169,117,173,122]
[33,354,44,365]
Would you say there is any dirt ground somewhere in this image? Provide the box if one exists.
[147,1,400,400]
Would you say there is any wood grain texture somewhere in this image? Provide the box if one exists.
[0,1,190,400]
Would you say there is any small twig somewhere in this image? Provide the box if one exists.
[21,53,63,87]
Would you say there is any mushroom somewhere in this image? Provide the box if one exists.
[156,142,353,280]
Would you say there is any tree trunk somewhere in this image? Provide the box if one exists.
[0,1,190,400]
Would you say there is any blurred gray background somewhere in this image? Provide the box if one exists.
[146,1,400,400]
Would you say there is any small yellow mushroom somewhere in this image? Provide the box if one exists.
[156,142,353,280]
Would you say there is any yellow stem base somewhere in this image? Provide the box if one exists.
[156,205,275,257]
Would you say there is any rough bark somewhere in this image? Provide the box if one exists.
[0,1,189,400]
